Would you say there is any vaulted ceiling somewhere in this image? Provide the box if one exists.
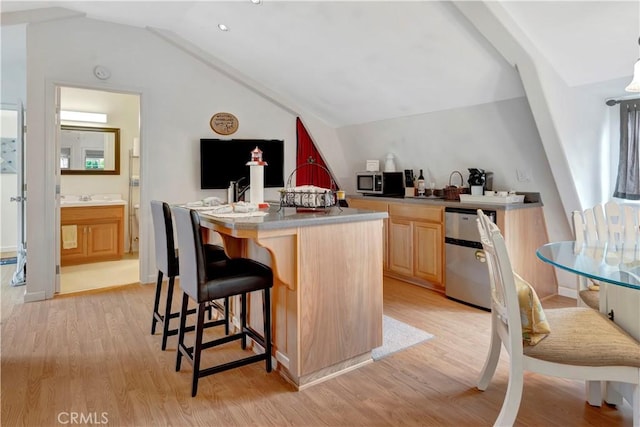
[2,1,638,127]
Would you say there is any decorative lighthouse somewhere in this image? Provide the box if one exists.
[246,146,267,204]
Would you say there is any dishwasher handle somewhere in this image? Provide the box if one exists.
[445,237,483,249]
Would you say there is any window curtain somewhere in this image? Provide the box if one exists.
[614,101,640,200]
[295,117,335,189]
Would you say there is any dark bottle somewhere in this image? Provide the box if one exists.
[417,169,425,196]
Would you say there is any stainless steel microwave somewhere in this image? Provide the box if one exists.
[356,171,404,195]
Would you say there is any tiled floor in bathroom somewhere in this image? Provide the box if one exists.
[60,253,140,294]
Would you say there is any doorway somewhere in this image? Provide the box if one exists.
[1,103,26,287]
[57,86,141,294]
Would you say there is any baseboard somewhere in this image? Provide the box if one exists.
[557,285,577,299]
[1,246,18,255]
[275,351,290,370]
[24,290,46,302]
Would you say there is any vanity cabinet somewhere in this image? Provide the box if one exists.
[61,205,124,266]
[387,203,444,289]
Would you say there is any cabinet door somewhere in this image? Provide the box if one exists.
[86,222,120,259]
[348,198,388,269]
[60,225,88,265]
[414,221,443,285]
[388,218,413,276]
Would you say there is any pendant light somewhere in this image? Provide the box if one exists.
[625,37,640,92]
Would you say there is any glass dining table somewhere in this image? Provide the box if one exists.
[536,240,640,340]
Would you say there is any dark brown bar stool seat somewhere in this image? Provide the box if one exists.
[171,206,273,397]
[150,200,229,350]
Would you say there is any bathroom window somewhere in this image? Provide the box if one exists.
[84,149,105,170]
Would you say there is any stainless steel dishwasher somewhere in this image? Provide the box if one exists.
[444,207,496,310]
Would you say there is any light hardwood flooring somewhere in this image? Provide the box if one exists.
[0,275,632,426]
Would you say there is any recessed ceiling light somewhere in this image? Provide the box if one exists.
[251,0,262,4]
[218,24,229,32]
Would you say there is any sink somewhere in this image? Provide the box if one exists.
[61,199,126,207]
[61,194,126,207]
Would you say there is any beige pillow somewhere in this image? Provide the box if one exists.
[514,272,551,345]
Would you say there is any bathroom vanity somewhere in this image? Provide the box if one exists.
[60,202,125,266]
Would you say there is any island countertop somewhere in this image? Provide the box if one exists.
[198,204,388,231]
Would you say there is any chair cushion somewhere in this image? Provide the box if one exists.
[202,258,273,301]
[514,272,551,345]
[579,289,600,310]
[524,307,640,368]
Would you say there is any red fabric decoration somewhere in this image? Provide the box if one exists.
[295,117,335,188]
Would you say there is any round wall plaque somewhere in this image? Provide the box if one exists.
[210,112,239,135]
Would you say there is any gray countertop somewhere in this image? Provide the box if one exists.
[348,194,543,210]
[199,205,388,231]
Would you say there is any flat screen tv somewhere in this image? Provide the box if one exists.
[200,139,285,189]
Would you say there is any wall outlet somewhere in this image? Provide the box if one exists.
[516,168,531,182]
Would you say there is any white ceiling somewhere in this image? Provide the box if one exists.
[2,1,639,127]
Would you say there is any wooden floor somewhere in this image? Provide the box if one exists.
[0,274,632,426]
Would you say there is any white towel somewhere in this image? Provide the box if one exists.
[62,225,77,249]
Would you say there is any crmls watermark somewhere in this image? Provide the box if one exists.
[57,412,109,425]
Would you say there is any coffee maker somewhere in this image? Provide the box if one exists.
[468,168,493,195]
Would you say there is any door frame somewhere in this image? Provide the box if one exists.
[1,102,25,286]
[49,80,145,297]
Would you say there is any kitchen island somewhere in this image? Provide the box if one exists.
[198,205,387,390]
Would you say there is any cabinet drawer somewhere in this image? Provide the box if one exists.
[61,205,124,222]
[389,203,442,222]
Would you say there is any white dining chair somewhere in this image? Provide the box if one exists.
[475,209,640,427]
[605,200,625,243]
[571,208,601,310]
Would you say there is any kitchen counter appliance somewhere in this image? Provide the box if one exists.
[356,171,404,196]
[467,168,493,196]
[445,207,495,310]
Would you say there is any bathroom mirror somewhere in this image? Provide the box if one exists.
[60,125,120,175]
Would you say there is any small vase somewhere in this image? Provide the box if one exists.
[384,153,396,172]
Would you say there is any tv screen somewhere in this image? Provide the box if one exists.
[200,139,285,189]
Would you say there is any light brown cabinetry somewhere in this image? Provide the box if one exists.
[348,196,556,298]
[348,198,389,270]
[388,218,412,275]
[200,211,384,389]
[387,203,444,290]
[61,205,124,266]
[497,207,557,299]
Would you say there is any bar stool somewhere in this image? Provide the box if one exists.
[171,206,273,397]
[150,200,229,350]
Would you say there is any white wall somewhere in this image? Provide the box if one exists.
[24,16,322,300]
[338,97,558,195]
